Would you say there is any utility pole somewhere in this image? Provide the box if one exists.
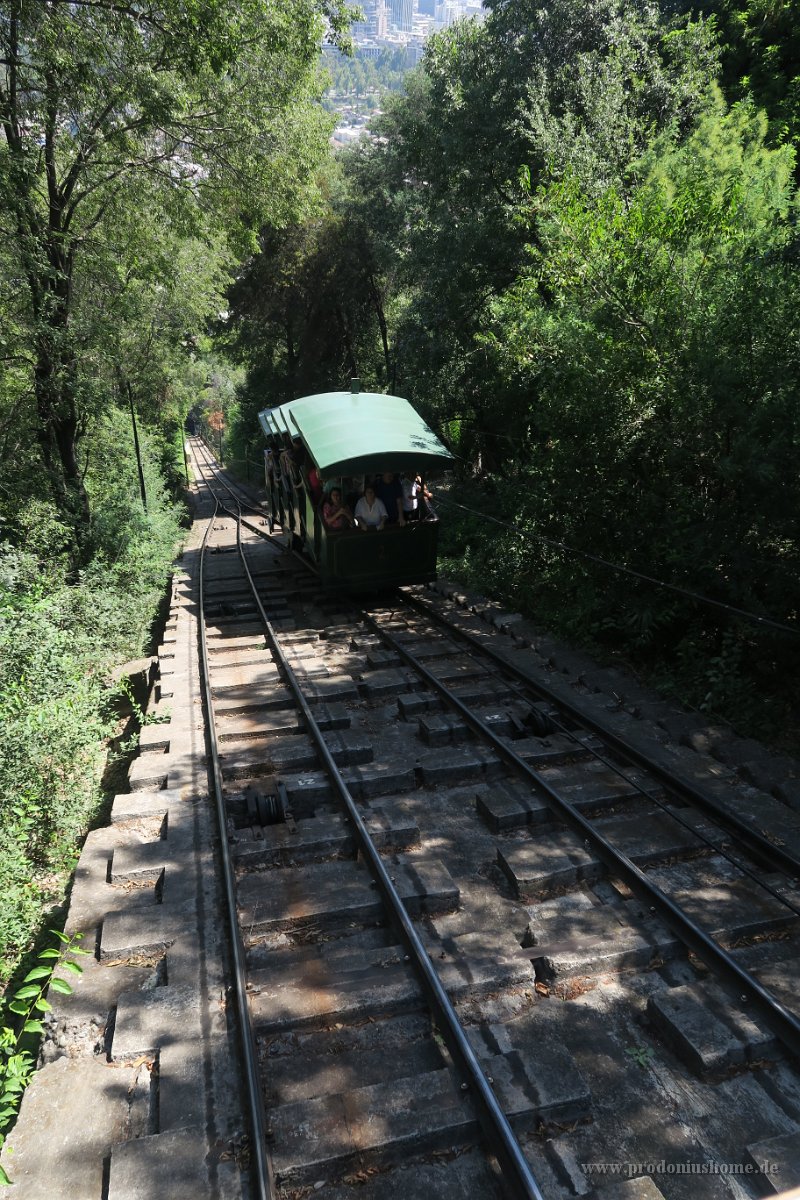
[127,383,148,513]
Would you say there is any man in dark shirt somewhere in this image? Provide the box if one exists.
[374,471,405,525]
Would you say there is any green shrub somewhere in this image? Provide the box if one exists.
[0,930,89,1185]
[0,411,184,985]
[438,481,799,749]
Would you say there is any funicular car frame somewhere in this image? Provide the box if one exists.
[259,386,453,590]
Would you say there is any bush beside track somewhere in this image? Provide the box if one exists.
[437,478,799,754]
[0,410,186,989]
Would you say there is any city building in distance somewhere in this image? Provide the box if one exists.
[324,0,485,147]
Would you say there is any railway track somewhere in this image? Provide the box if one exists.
[191,438,800,1200]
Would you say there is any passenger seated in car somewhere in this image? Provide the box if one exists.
[322,487,354,531]
[354,486,388,531]
[341,476,361,512]
[375,471,405,525]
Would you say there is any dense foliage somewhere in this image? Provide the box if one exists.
[0,413,183,981]
[225,0,799,741]
[0,0,351,564]
[703,0,800,152]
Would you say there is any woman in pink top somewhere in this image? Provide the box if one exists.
[322,487,354,531]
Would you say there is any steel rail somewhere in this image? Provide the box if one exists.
[192,448,800,900]
[230,499,546,1200]
[197,495,276,1200]
[402,590,800,880]
[362,611,800,1061]
[387,599,800,922]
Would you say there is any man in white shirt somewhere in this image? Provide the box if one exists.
[354,485,388,531]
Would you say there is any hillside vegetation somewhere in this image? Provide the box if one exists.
[223,0,799,744]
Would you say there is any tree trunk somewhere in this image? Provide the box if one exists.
[367,273,392,385]
[34,322,91,560]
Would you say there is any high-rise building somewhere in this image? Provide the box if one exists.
[374,0,388,36]
[390,0,413,33]
[351,0,376,35]
[435,0,459,26]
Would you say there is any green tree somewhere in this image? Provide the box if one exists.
[486,92,799,633]
[342,2,718,465]
[702,0,800,151]
[224,163,395,463]
[0,0,350,558]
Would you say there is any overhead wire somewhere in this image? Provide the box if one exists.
[437,494,799,637]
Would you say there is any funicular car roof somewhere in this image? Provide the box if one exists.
[261,391,453,476]
[258,408,285,440]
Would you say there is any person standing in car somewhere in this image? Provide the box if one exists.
[375,471,405,525]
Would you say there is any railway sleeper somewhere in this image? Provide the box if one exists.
[205,645,274,670]
[733,937,800,1016]
[498,810,722,899]
[476,770,662,834]
[237,855,460,935]
[398,690,516,723]
[219,729,373,781]
[233,805,420,868]
[209,661,282,696]
[249,922,536,1036]
[365,649,403,669]
[524,892,682,980]
[279,653,334,680]
[268,1032,589,1186]
[203,601,264,624]
[204,632,271,662]
[421,657,496,686]
[646,856,799,946]
[745,1132,800,1196]
[213,685,296,716]
[263,1013,443,1108]
[417,707,529,746]
[358,667,428,698]
[205,622,269,645]
[282,640,332,662]
[321,623,368,643]
[647,980,782,1078]
[216,701,350,742]
[381,634,464,661]
[270,758,418,814]
[417,745,505,786]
